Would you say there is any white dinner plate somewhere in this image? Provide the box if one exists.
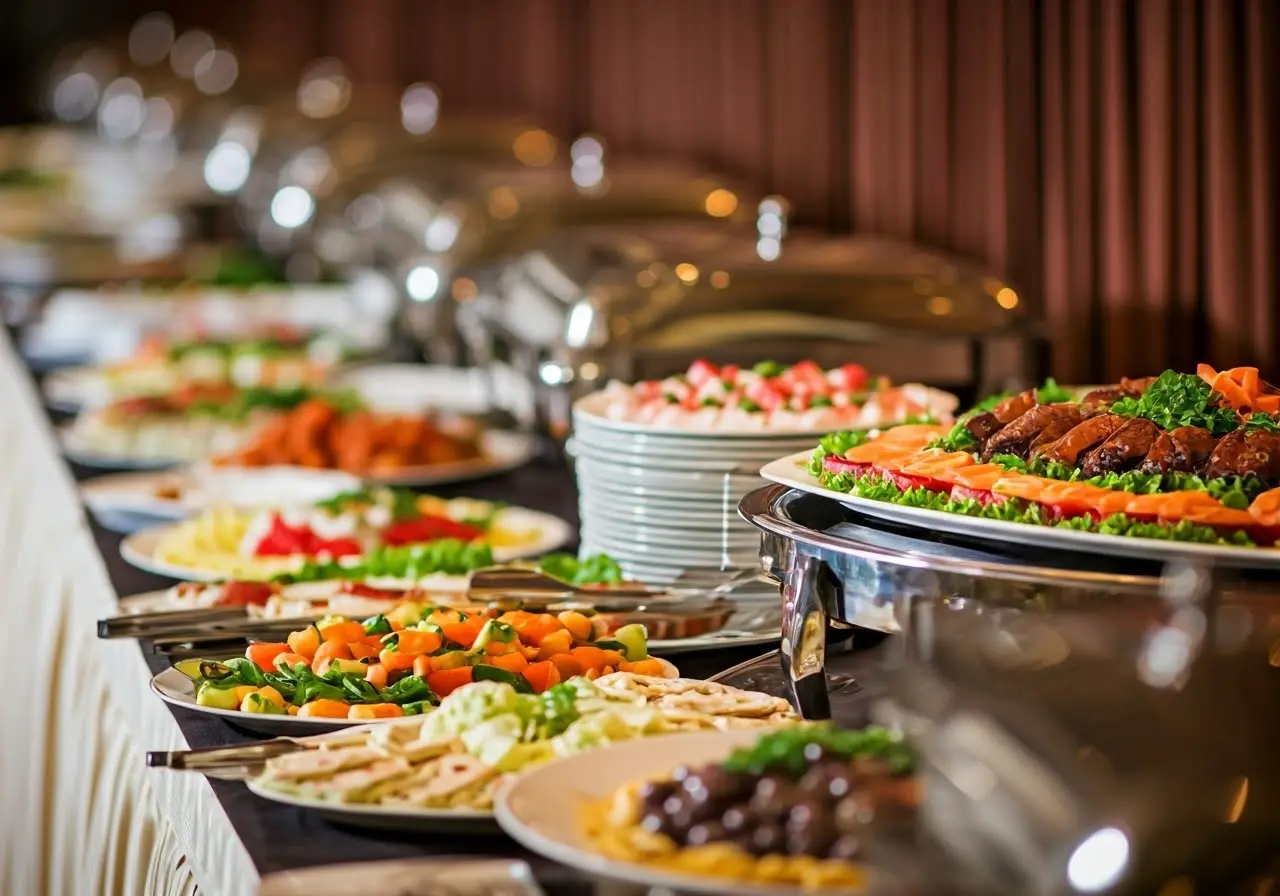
[569,428,817,458]
[150,666,401,735]
[116,591,780,653]
[760,451,1280,570]
[331,363,536,422]
[568,439,780,474]
[577,515,758,548]
[153,658,682,737]
[497,729,864,896]
[119,505,574,582]
[81,466,366,531]
[245,777,501,834]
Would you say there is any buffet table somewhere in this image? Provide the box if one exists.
[0,328,777,896]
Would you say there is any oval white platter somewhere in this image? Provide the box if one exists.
[119,506,574,582]
[244,776,500,834]
[117,591,780,655]
[496,728,864,896]
[151,658,680,737]
[62,425,538,483]
[759,451,1280,569]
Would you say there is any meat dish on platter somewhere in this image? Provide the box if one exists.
[578,359,959,434]
[249,674,799,812]
[805,367,1280,547]
[577,725,916,892]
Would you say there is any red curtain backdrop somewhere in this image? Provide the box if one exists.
[166,0,1278,384]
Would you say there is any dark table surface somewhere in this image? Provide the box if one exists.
[69,442,782,895]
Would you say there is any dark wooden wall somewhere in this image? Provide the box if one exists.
[138,1,1280,381]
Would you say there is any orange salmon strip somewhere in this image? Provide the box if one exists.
[947,464,1009,489]
[1179,506,1257,528]
[840,443,921,464]
[874,424,948,444]
[899,451,977,476]
[1124,491,1222,521]
[991,474,1051,502]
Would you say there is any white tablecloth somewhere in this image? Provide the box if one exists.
[0,329,258,896]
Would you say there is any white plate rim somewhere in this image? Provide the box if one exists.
[244,776,499,831]
[760,451,1280,569]
[495,728,857,896]
[119,505,573,582]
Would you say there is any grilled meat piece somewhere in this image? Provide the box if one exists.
[981,404,1078,461]
[1205,429,1280,479]
[1027,408,1088,456]
[965,390,1038,444]
[1037,414,1127,466]
[1139,426,1218,475]
[1081,376,1157,407]
[1079,418,1162,477]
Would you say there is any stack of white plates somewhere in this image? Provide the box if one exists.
[570,396,819,584]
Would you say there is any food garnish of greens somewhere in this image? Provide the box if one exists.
[722,725,915,777]
[273,540,497,583]
[813,367,1280,547]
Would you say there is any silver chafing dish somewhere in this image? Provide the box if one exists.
[724,484,1280,893]
[471,224,1043,433]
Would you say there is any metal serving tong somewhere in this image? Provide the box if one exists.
[145,728,368,779]
[101,566,766,645]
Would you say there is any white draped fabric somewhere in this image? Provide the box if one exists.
[0,330,258,896]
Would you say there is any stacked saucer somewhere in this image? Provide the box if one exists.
[570,397,818,584]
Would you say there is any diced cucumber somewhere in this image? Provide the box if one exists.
[241,692,286,714]
[472,664,534,694]
[612,624,649,660]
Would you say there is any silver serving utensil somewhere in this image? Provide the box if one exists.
[98,605,251,638]
[146,727,371,778]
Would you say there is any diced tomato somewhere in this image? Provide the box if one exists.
[718,364,740,383]
[216,581,276,607]
[381,515,484,546]
[686,359,720,387]
[253,515,364,558]
[744,379,785,411]
[339,582,410,599]
[786,360,825,384]
[632,381,663,401]
[828,364,870,392]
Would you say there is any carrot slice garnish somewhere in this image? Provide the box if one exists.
[1249,488,1280,527]
[1227,367,1261,395]
[1197,363,1220,383]
[1253,396,1280,414]
[1210,371,1254,412]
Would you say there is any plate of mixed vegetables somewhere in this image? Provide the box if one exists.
[151,604,675,734]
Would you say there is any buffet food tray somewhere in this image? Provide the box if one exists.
[738,484,1279,719]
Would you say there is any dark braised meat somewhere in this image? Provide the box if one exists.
[1079,418,1162,477]
[1139,426,1218,475]
[1037,414,1127,465]
[981,405,1076,461]
[965,390,1038,444]
[1081,376,1157,407]
[1027,408,1088,456]
[1217,430,1280,479]
[1204,430,1249,479]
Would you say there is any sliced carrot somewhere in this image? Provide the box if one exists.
[286,625,321,660]
[347,703,405,720]
[548,654,585,680]
[1255,396,1280,414]
[535,629,574,659]
[426,666,474,698]
[486,651,529,674]
[1210,372,1253,412]
[412,654,432,679]
[245,642,290,673]
[395,629,443,655]
[506,613,565,647]
[620,658,667,676]
[297,699,351,719]
[347,640,381,662]
[272,652,311,672]
[313,640,353,669]
[1229,367,1261,396]
[318,620,366,645]
[1197,363,1219,383]
[520,660,560,693]
[378,650,420,673]
[364,663,388,690]
[1249,488,1280,527]
[439,616,487,649]
[569,645,611,672]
